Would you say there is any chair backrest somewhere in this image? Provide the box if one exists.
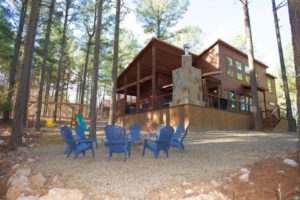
[173,123,184,138]
[76,114,88,130]
[129,124,141,141]
[180,125,189,143]
[104,125,127,141]
[75,125,86,140]
[157,125,174,147]
[156,124,166,137]
[61,126,76,150]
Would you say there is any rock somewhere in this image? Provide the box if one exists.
[51,175,65,188]
[15,167,31,177]
[239,173,249,183]
[283,159,298,167]
[240,168,250,174]
[30,173,46,187]
[39,188,83,200]
[211,180,220,187]
[185,189,193,194]
[0,139,6,145]
[8,175,33,193]
[6,187,21,200]
[11,164,21,172]
[16,195,39,200]
[27,158,35,163]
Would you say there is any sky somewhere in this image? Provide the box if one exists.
[122,0,292,76]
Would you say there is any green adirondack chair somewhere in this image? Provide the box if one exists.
[75,114,89,131]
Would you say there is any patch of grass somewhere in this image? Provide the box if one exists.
[40,134,64,146]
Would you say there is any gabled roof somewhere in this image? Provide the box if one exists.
[117,37,198,79]
[198,39,269,69]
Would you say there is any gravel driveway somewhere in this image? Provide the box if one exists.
[29,131,297,199]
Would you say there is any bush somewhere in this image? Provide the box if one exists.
[0,100,12,114]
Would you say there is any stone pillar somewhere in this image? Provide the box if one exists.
[170,55,205,107]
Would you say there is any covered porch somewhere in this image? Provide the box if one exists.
[116,38,198,116]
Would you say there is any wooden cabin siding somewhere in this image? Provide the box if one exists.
[116,104,252,132]
[196,45,220,74]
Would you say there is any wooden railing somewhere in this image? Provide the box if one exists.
[202,93,252,113]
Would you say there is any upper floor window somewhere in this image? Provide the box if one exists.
[245,65,250,74]
[226,56,233,66]
[227,67,234,77]
[236,61,243,71]
[267,79,272,92]
[237,72,243,81]
[245,75,250,84]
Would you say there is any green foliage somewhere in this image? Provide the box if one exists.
[0,100,12,114]
[231,34,247,53]
[0,5,14,71]
[171,25,204,53]
[134,0,190,39]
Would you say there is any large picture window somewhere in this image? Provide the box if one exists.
[236,61,243,71]
[228,91,236,109]
[226,56,233,66]
[237,72,243,81]
[227,67,234,77]
[267,79,272,92]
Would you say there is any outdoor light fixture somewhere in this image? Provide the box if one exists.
[183,44,190,55]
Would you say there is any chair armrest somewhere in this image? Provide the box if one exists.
[77,139,93,144]
[106,140,130,145]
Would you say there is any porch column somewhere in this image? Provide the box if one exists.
[136,62,140,113]
[124,76,127,115]
[263,90,267,111]
[152,43,157,109]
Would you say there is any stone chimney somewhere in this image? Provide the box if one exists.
[170,46,205,107]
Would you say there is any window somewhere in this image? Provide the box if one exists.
[245,75,250,83]
[245,65,250,73]
[227,67,234,77]
[267,79,272,92]
[239,95,246,111]
[236,61,243,71]
[226,56,233,66]
[228,91,236,109]
[237,72,243,81]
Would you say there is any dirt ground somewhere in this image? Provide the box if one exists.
[0,126,299,200]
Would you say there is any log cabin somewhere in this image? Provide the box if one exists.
[115,37,288,132]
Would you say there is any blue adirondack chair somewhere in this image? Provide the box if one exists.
[169,124,189,152]
[75,125,99,148]
[75,114,89,131]
[61,126,95,159]
[104,125,131,160]
[142,125,174,158]
[60,126,70,154]
[128,124,141,143]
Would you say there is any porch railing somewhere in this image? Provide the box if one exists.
[202,93,252,113]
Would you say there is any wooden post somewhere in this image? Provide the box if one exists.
[124,76,127,115]
[263,90,267,113]
[136,62,140,113]
[152,43,157,110]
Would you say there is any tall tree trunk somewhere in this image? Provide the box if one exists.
[109,0,121,125]
[34,0,56,130]
[80,39,92,113]
[43,78,51,117]
[241,0,262,130]
[80,4,97,113]
[53,0,71,121]
[272,0,296,132]
[287,0,300,161]
[90,0,104,134]
[3,0,28,122]
[9,0,41,149]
